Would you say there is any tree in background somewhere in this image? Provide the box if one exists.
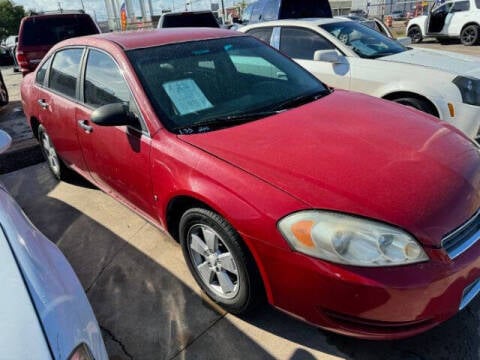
[0,1,25,38]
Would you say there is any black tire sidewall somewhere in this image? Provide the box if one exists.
[393,97,436,116]
[179,208,253,313]
[408,26,422,43]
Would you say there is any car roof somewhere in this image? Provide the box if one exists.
[243,17,349,28]
[66,28,243,50]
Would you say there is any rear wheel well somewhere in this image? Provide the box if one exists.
[382,91,439,118]
[461,22,480,33]
[166,196,214,241]
[30,117,40,139]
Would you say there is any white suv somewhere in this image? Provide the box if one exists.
[407,0,480,45]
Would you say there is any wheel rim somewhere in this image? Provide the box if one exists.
[409,29,421,42]
[40,131,60,175]
[462,28,476,44]
[187,224,239,299]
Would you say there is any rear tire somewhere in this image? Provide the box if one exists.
[392,97,437,117]
[460,24,479,46]
[38,125,74,180]
[407,26,423,43]
[179,208,263,314]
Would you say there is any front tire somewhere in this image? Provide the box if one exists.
[179,208,263,314]
[407,26,423,43]
[38,125,72,180]
[392,97,437,117]
[460,24,479,46]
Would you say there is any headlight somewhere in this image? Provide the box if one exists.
[278,211,428,267]
[453,76,480,106]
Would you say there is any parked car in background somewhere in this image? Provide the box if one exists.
[0,46,13,66]
[0,69,8,106]
[4,35,20,72]
[16,10,100,75]
[390,9,406,20]
[157,10,220,28]
[241,18,480,138]
[0,130,108,359]
[240,0,332,26]
[348,9,368,18]
[407,0,480,45]
[20,28,480,339]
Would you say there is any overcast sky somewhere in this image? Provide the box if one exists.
[12,0,247,21]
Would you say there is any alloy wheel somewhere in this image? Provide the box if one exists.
[40,130,60,176]
[187,224,239,299]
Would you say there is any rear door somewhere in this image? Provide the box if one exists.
[75,48,154,217]
[35,48,88,174]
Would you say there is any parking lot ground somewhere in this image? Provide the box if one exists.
[414,39,480,56]
[3,163,480,360]
[0,66,42,173]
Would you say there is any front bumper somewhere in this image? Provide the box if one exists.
[248,231,480,340]
[437,100,480,139]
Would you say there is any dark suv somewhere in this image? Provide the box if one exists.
[156,11,220,28]
[241,0,332,25]
[16,11,100,75]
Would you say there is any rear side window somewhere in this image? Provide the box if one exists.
[476,0,480,8]
[246,28,274,44]
[280,27,335,60]
[452,1,470,11]
[49,48,83,98]
[21,15,98,47]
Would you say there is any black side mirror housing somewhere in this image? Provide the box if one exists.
[91,103,134,127]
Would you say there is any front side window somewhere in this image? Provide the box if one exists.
[321,21,406,59]
[49,48,83,98]
[476,0,480,9]
[280,27,335,60]
[127,36,328,133]
[84,49,144,131]
[84,50,131,108]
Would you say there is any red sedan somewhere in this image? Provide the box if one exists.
[21,29,480,340]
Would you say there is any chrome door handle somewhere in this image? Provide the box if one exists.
[37,99,49,109]
[78,120,93,134]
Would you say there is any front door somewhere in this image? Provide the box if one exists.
[278,26,351,89]
[76,48,155,218]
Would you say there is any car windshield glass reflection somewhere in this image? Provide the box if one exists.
[321,21,406,59]
[127,36,329,133]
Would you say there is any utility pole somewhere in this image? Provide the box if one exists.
[221,0,226,24]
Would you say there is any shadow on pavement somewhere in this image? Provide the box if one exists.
[2,163,480,360]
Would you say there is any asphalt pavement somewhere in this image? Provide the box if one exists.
[1,42,480,359]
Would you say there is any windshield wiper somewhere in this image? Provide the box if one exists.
[173,109,284,133]
[272,90,330,111]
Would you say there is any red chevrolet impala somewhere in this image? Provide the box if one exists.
[20,29,480,339]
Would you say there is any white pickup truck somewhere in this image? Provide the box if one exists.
[407,0,480,45]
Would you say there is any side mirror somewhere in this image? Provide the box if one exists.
[397,36,412,46]
[0,129,12,154]
[91,103,134,127]
[313,50,344,64]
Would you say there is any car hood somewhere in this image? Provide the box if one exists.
[382,48,480,78]
[180,91,480,246]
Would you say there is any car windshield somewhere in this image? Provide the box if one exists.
[127,36,329,133]
[320,21,406,58]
